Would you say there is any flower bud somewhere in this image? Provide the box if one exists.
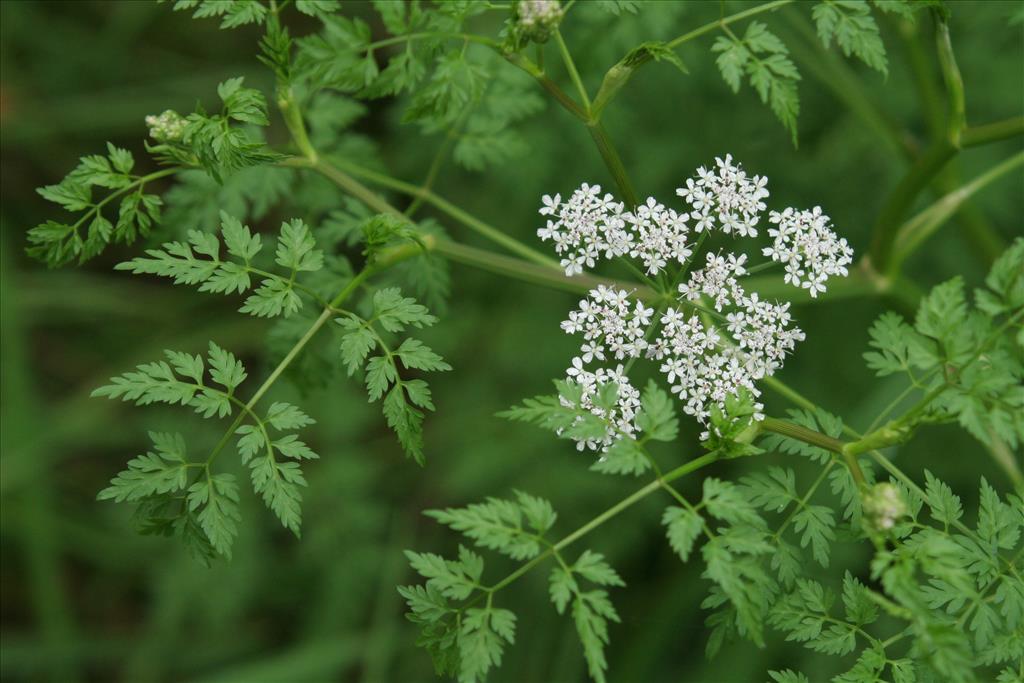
[145,110,187,142]
[516,0,563,43]
[862,482,908,533]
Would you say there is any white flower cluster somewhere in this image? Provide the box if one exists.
[145,110,187,142]
[538,155,854,452]
[765,206,855,297]
[676,154,768,237]
[862,482,908,532]
[560,364,641,451]
[561,285,654,362]
[539,184,628,276]
[654,263,804,427]
[538,188,692,277]
[518,0,563,30]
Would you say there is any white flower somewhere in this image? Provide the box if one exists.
[145,110,186,142]
[536,183,630,276]
[536,155,851,452]
[675,154,769,237]
[624,197,692,275]
[518,0,563,29]
[765,206,855,296]
[561,285,651,362]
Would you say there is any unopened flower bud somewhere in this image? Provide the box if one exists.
[145,110,187,142]
[862,482,908,533]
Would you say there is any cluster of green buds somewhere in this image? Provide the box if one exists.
[862,482,909,533]
[515,0,563,43]
[144,110,187,142]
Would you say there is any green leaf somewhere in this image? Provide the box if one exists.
[373,287,438,332]
[458,605,516,682]
[636,379,678,441]
[207,342,246,393]
[337,317,377,375]
[240,276,302,318]
[741,467,797,513]
[572,590,620,683]
[769,671,810,683]
[186,472,241,557]
[265,402,315,430]
[590,437,650,476]
[249,456,305,535]
[812,0,888,75]
[793,504,836,567]
[426,494,550,560]
[662,506,703,562]
[273,434,318,460]
[549,566,577,614]
[923,470,963,527]
[275,218,324,272]
[573,550,625,587]
[174,0,268,29]
[405,550,478,600]
[97,432,189,502]
[220,211,262,262]
[702,478,763,527]
[842,571,879,626]
[395,338,452,372]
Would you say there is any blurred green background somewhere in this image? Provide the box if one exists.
[1,1,1022,681]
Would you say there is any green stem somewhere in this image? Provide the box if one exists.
[278,86,317,163]
[587,122,639,208]
[935,19,966,147]
[553,29,591,111]
[434,238,657,300]
[666,0,794,49]
[486,451,721,594]
[890,150,1024,272]
[322,157,560,269]
[868,139,956,273]
[961,116,1024,147]
[205,267,375,467]
[71,167,183,233]
[503,52,590,121]
[761,416,865,486]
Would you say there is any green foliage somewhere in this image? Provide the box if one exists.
[148,77,278,181]
[404,491,627,683]
[426,491,556,561]
[713,21,801,143]
[92,340,320,555]
[28,143,163,266]
[16,1,1024,682]
[703,388,765,458]
[812,1,889,76]
[336,287,450,464]
[172,0,268,29]
[116,211,326,318]
[863,240,1024,450]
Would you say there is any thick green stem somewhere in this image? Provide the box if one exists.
[868,140,956,272]
[587,122,639,208]
[935,20,966,147]
[761,417,866,486]
[278,86,317,163]
[961,116,1024,147]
